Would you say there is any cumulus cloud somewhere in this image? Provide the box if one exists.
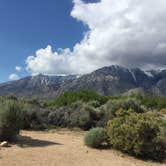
[26,46,73,75]
[9,74,19,81]
[15,66,22,72]
[26,0,166,75]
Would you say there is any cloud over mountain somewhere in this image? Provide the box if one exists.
[26,0,166,75]
[9,74,19,81]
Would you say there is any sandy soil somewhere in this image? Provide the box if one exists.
[0,130,165,166]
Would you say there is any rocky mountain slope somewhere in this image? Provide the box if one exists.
[0,74,77,98]
[0,65,166,98]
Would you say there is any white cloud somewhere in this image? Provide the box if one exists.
[26,46,73,75]
[9,74,19,81]
[26,0,166,75]
[15,66,22,72]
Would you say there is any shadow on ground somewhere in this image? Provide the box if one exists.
[16,135,63,148]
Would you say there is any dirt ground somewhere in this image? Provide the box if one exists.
[0,130,165,166]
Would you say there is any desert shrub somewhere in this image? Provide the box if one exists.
[160,108,166,114]
[6,94,18,100]
[48,107,71,127]
[159,118,166,149]
[26,98,40,106]
[0,100,24,141]
[70,106,92,130]
[95,109,114,128]
[84,127,107,148]
[106,113,165,160]
[109,94,166,110]
[141,95,166,109]
[70,110,90,129]
[23,104,50,130]
[109,99,145,113]
[47,101,98,130]
[87,100,101,108]
[115,108,135,117]
[96,99,145,127]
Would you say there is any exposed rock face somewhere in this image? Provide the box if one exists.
[0,65,166,98]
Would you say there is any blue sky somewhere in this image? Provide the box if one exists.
[0,0,166,82]
[0,0,88,82]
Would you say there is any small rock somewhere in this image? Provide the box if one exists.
[0,141,8,147]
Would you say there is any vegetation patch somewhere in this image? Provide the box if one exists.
[46,90,109,107]
[84,127,107,148]
[106,113,166,161]
[0,99,24,141]
[0,92,166,161]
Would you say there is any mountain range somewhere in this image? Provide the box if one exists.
[1,65,166,98]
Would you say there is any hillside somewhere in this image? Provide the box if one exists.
[1,65,166,98]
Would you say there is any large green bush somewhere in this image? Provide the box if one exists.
[47,102,97,130]
[106,113,165,160]
[69,102,96,130]
[111,93,166,110]
[23,103,50,130]
[96,99,145,127]
[0,100,24,141]
[84,127,107,148]
[141,95,166,109]
[48,107,71,128]
[47,90,108,107]
[104,99,145,114]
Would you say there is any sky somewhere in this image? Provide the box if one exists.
[1,0,166,82]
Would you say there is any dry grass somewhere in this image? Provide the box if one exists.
[0,130,165,166]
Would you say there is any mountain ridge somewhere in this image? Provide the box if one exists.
[1,65,166,98]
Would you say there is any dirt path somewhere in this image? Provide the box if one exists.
[0,130,165,166]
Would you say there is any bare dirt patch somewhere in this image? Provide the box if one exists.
[0,130,165,166]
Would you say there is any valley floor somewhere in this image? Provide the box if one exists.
[0,130,165,166]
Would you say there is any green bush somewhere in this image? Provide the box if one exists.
[160,108,166,114]
[96,99,145,127]
[23,104,50,130]
[159,118,166,148]
[84,127,107,148]
[106,99,145,114]
[48,102,97,130]
[70,109,91,129]
[115,108,135,117]
[141,95,166,109]
[106,113,165,160]
[0,100,24,141]
[47,90,108,107]
[70,102,96,130]
[48,107,71,128]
